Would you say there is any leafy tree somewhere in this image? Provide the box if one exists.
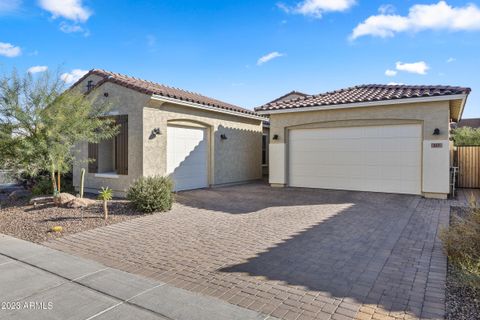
[0,69,118,194]
[452,127,480,146]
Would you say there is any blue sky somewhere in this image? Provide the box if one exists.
[1,0,479,118]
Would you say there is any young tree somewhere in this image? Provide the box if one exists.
[452,127,480,146]
[98,187,113,220]
[0,69,118,194]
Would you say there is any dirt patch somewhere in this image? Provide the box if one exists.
[0,196,148,243]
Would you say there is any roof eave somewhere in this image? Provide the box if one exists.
[256,94,469,115]
[151,95,266,121]
[457,94,469,122]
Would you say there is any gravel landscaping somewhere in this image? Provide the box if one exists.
[0,192,147,243]
[446,206,480,320]
[446,265,480,320]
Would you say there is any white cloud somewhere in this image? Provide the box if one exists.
[0,0,22,14]
[61,69,88,84]
[38,0,91,22]
[395,61,429,75]
[446,57,456,63]
[60,21,81,32]
[0,42,21,57]
[388,82,405,85]
[27,66,48,74]
[257,52,284,65]
[59,22,90,36]
[278,0,356,18]
[385,69,397,77]
[351,1,480,40]
[378,4,396,15]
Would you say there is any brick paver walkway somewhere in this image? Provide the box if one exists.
[45,184,451,320]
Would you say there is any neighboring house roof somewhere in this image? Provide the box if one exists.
[266,91,309,105]
[458,118,480,128]
[255,84,471,112]
[73,69,258,117]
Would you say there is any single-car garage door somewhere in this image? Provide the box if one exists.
[167,125,208,191]
[289,124,422,195]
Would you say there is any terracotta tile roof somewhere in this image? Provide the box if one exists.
[255,84,471,112]
[74,69,258,116]
[458,118,480,128]
[267,90,309,105]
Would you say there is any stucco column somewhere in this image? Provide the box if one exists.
[269,142,286,187]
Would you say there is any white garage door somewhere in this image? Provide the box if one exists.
[167,125,208,191]
[289,124,422,195]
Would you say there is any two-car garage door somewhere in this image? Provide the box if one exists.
[288,124,422,195]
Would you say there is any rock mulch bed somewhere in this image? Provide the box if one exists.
[446,266,480,320]
[446,206,480,320]
[0,194,147,243]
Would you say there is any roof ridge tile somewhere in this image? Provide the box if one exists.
[72,69,259,116]
[255,83,471,112]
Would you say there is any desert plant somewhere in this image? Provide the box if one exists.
[79,168,85,198]
[126,176,174,213]
[0,69,118,195]
[441,194,480,288]
[98,187,113,220]
[451,126,480,146]
[31,177,53,195]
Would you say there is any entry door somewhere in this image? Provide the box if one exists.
[288,124,422,195]
[167,125,208,191]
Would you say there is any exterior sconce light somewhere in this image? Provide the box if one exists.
[433,128,440,135]
[220,134,228,140]
[149,128,161,140]
[272,134,279,140]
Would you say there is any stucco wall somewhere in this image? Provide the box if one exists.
[73,77,263,196]
[143,102,263,186]
[72,79,148,196]
[267,101,451,197]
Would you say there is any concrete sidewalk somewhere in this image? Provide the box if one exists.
[0,234,274,320]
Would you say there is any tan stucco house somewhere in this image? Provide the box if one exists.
[256,85,471,199]
[71,69,265,196]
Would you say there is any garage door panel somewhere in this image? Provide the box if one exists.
[289,125,422,195]
[167,126,208,191]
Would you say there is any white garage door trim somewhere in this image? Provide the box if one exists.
[288,124,422,195]
[167,125,209,191]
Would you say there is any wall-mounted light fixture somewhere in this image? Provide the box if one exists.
[433,128,440,135]
[86,80,94,92]
[220,134,228,140]
[272,134,279,140]
[149,128,161,140]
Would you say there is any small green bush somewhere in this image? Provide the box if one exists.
[31,177,53,195]
[441,195,480,288]
[126,176,174,213]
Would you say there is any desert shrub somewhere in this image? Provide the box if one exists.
[126,176,174,213]
[441,195,480,288]
[28,172,74,195]
[31,177,53,195]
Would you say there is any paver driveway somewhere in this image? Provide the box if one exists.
[46,183,450,320]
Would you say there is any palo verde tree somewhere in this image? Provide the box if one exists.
[0,69,118,194]
[451,126,480,146]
